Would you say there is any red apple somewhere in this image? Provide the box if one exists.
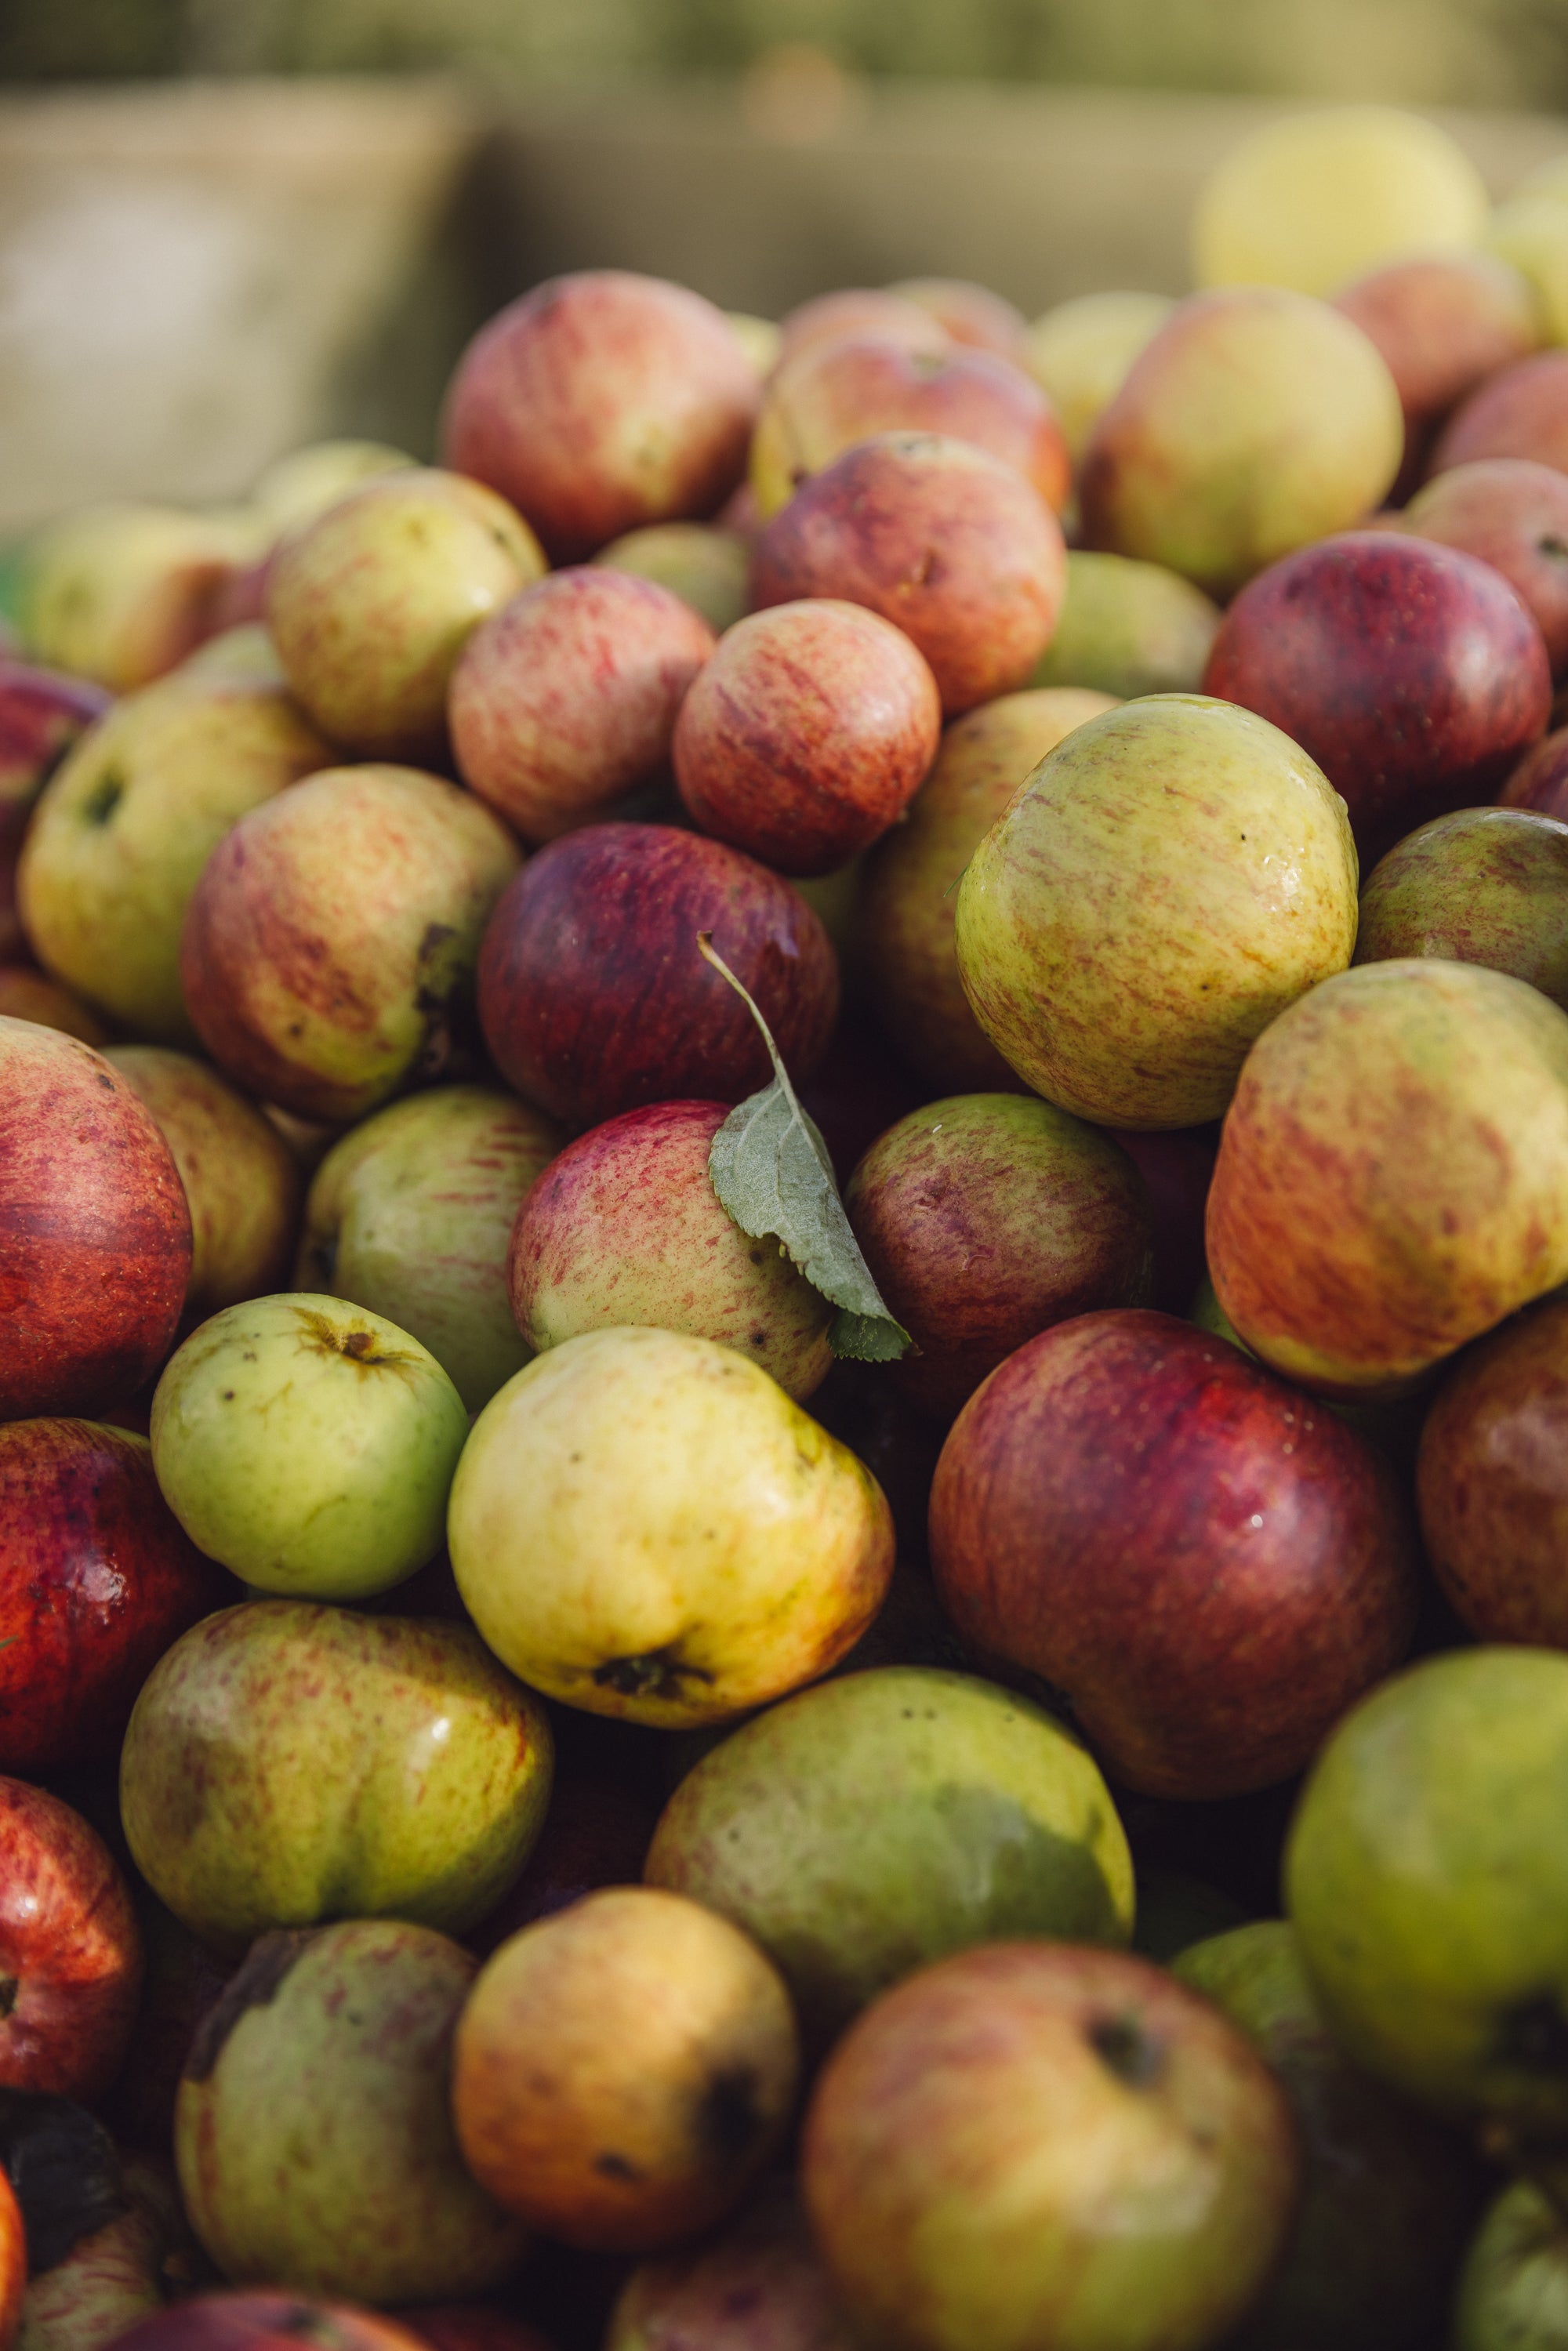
[794,1013,925,1184]
[398,2310,554,2351]
[750,432,1066,716]
[0,658,110,856]
[775,289,950,366]
[0,1021,191,1420]
[1203,530,1552,862]
[476,823,838,1129]
[468,1771,661,1954]
[1503,723,1568,819]
[891,277,1029,360]
[441,272,760,561]
[448,568,716,843]
[0,1777,143,2102]
[0,2166,21,2351]
[1107,1124,1218,1316]
[1333,252,1539,495]
[1401,459,1568,677]
[672,600,941,875]
[928,1309,1419,1800]
[107,2293,433,2351]
[0,1418,227,1774]
[1431,350,1568,477]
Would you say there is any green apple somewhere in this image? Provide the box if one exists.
[1453,2179,1568,2351]
[151,1293,469,1599]
[447,1326,895,1728]
[1353,807,1568,1011]
[954,694,1358,1127]
[1285,1647,1568,2134]
[297,1085,561,1413]
[1029,551,1221,699]
[176,1919,526,2302]
[591,523,750,634]
[644,1665,1134,2047]
[1024,292,1174,460]
[15,503,245,692]
[119,1599,553,1948]
[1175,1919,1485,2351]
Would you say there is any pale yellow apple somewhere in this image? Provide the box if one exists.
[251,439,419,535]
[174,625,287,690]
[1486,198,1568,344]
[591,524,750,634]
[726,314,783,376]
[1023,292,1174,461]
[16,504,244,692]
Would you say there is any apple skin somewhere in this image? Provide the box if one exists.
[0,1779,143,2103]
[14,2150,194,2351]
[1415,1292,1568,1644]
[1432,350,1568,477]
[845,1094,1153,1419]
[118,1600,554,1952]
[452,1886,799,2254]
[929,1308,1418,1801]
[0,1022,192,1419]
[672,600,942,876]
[750,432,1066,717]
[590,524,750,636]
[469,1770,661,1954]
[266,470,546,764]
[15,506,241,694]
[1029,550,1220,699]
[0,662,110,927]
[509,1100,833,1402]
[801,1941,1300,2351]
[448,570,716,844]
[607,2176,856,2351]
[1080,287,1403,597]
[250,440,418,535]
[441,272,761,563]
[297,1086,562,1414]
[475,824,838,1131]
[1207,960,1568,1397]
[0,971,108,1047]
[1023,291,1174,463]
[1352,806,1568,1010]
[1203,531,1552,863]
[105,2295,434,2351]
[1504,723,1568,821]
[0,1420,226,1776]
[1109,1124,1218,1316]
[1332,252,1540,494]
[750,337,1070,520]
[1451,2179,1568,2351]
[644,1665,1134,2049]
[890,278,1028,359]
[775,290,950,367]
[0,2166,24,2351]
[1401,459,1568,676]
[858,686,1114,1091]
[176,1920,527,2305]
[181,764,521,1125]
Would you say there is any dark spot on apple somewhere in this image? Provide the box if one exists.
[1497,1992,1568,2075]
[0,1979,14,2020]
[80,768,125,828]
[593,2150,641,2182]
[592,1644,716,1700]
[183,1928,317,2083]
[750,1327,768,1348]
[0,2090,127,2273]
[1088,2012,1165,2090]
[222,1390,235,1401]
[1540,535,1568,562]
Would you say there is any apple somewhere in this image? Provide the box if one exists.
[0,1022,191,1418]
[447,1326,894,1726]
[0,1780,142,2103]
[802,1941,1300,2351]
[750,432,1065,716]
[1432,350,1568,477]
[672,600,941,876]
[448,570,715,843]
[17,668,330,1047]
[590,523,750,636]
[249,441,418,535]
[793,1012,925,1182]
[645,1664,1134,2047]
[930,1308,1417,1798]
[0,2167,19,2351]
[173,627,285,689]
[1451,2179,1568,2351]
[1415,1291,1568,1644]
[119,1600,554,1951]
[0,661,110,887]
[890,278,1027,359]
[107,2295,432,2351]
[750,337,1070,520]
[1284,1646,1568,2132]
[775,289,949,366]
[0,971,107,1046]
[470,1770,661,1953]
[1333,254,1539,495]
[14,506,241,693]
[1203,531,1552,862]
[180,764,520,1124]
[1022,291,1174,461]
[14,2150,194,2351]
[1174,1920,1485,2351]
[1401,458,1568,676]
[452,1886,798,2252]
[845,1094,1152,1418]
[509,1099,833,1401]
[1353,806,1568,1009]
[441,272,760,561]
[1490,192,1568,348]
[0,1419,225,1775]
[296,1085,561,1414]
[1080,288,1403,597]
[475,823,838,1130]
[953,695,1358,1128]
[857,685,1112,1091]
[103,1897,233,2157]
[1029,550,1220,700]
[1504,724,1568,820]
[607,2175,858,2351]
[1207,960,1568,1397]
[724,310,782,374]
[176,1921,525,2305]
[1108,1124,1218,1316]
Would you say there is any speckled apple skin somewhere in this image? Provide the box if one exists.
[476,823,839,1131]
[0,1419,225,1774]
[673,600,942,876]
[1432,350,1568,477]
[1203,532,1551,864]
[0,1021,192,1417]
[929,1308,1418,1801]
[1207,960,1568,1398]
[441,271,760,563]
[1403,459,1568,675]
[1503,724,1568,820]
[1353,806,1568,1010]
[0,1776,143,2102]
[510,1100,833,1401]
[750,433,1065,717]
[605,2177,858,2351]
[1334,253,1539,427]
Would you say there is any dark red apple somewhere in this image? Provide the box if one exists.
[672,600,942,876]
[476,823,839,1129]
[1402,459,1568,676]
[0,1021,191,1420]
[0,1418,228,1775]
[398,2309,555,2351]
[441,272,760,561]
[1333,253,1539,496]
[750,431,1066,716]
[1502,724,1568,819]
[1203,531,1552,862]
[448,568,716,844]
[107,2292,433,2351]
[794,1014,924,1185]
[928,1308,1419,1800]
[1106,1124,1218,1317]
[0,1778,143,2102]
[1431,350,1568,478]
[467,1772,661,1955]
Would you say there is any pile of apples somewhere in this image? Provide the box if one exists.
[8,97,1568,2351]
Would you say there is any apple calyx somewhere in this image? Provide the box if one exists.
[1088,2012,1167,2090]
[592,1645,717,1703]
